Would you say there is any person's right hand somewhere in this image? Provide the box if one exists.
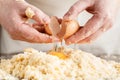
[63,0,120,44]
[0,0,56,43]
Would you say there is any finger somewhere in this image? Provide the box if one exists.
[30,6,50,24]
[13,14,56,43]
[23,5,50,24]
[16,1,50,24]
[21,23,57,43]
[64,0,93,19]
[66,14,107,44]
[32,23,45,33]
[78,22,112,44]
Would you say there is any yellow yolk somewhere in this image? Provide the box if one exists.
[49,51,68,59]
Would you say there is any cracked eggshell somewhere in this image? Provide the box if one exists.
[57,20,80,39]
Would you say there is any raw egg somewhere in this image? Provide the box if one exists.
[49,51,68,60]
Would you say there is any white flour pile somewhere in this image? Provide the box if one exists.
[0,47,120,80]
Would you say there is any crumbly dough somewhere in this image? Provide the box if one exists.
[0,47,120,80]
[0,69,18,80]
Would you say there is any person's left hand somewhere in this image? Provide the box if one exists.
[63,0,120,44]
[0,0,58,43]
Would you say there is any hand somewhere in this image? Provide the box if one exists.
[0,0,57,43]
[64,0,119,44]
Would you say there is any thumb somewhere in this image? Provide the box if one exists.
[64,0,93,19]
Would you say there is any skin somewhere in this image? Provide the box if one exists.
[0,0,59,43]
[64,0,120,44]
[0,0,119,44]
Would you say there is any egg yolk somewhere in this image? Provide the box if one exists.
[49,51,68,59]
